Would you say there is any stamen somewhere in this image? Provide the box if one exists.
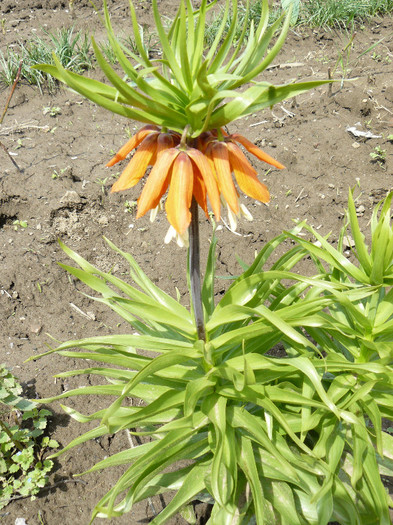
[227,204,238,232]
[240,203,253,222]
[164,226,189,248]
[150,205,159,223]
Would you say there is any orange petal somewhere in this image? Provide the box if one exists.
[111,133,159,193]
[230,133,285,170]
[210,142,239,215]
[196,132,215,153]
[106,125,159,167]
[165,152,193,234]
[192,165,208,218]
[187,147,220,221]
[136,148,179,218]
[227,142,270,203]
[204,143,217,176]
[149,133,173,166]
[170,131,181,146]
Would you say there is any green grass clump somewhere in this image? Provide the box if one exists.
[204,0,393,45]
[302,0,393,29]
[0,27,92,92]
[98,26,156,65]
[205,1,281,48]
[0,25,155,91]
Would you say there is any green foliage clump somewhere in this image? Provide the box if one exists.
[0,365,59,509]
[31,191,393,524]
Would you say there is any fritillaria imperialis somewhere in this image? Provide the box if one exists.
[36,0,329,235]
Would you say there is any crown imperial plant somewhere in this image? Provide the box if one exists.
[30,3,393,525]
[37,0,329,237]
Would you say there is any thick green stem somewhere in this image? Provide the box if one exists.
[189,198,206,341]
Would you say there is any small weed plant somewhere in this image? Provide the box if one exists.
[95,176,115,194]
[370,145,387,167]
[12,219,28,231]
[0,365,58,509]
[43,106,62,117]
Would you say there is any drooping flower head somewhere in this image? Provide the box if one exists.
[35,0,330,236]
[109,125,285,235]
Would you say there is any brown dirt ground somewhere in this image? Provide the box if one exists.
[0,1,392,523]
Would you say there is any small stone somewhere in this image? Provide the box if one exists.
[343,235,355,249]
[30,323,42,335]
[60,190,82,205]
[97,215,109,226]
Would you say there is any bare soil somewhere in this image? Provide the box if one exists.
[0,1,392,523]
